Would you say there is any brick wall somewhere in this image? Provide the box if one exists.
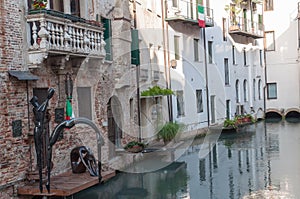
[0,0,32,191]
[0,0,137,197]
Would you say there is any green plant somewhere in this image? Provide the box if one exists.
[224,0,246,25]
[223,119,237,129]
[157,122,184,144]
[141,86,174,97]
[124,141,145,150]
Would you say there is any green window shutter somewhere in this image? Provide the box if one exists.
[131,29,140,65]
[101,18,112,61]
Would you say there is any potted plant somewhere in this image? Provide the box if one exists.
[141,86,174,97]
[32,0,47,10]
[224,0,246,30]
[124,141,145,153]
[223,118,237,129]
[157,122,184,144]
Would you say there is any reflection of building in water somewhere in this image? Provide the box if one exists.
[177,122,283,199]
[74,161,188,198]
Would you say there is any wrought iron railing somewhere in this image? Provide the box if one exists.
[229,16,264,37]
[166,0,214,27]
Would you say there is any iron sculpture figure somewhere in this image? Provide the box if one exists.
[30,88,104,193]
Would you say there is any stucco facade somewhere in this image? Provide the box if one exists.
[264,0,300,117]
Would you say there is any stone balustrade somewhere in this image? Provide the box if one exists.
[26,11,106,66]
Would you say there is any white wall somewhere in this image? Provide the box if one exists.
[264,0,300,112]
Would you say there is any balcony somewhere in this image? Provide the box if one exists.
[228,16,264,39]
[165,0,214,27]
[26,9,106,68]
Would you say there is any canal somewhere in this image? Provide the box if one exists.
[72,121,300,199]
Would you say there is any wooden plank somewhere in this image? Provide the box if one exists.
[17,170,116,197]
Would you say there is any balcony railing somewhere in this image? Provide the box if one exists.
[229,16,264,39]
[165,0,214,27]
[27,9,106,66]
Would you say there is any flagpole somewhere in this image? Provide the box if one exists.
[203,27,210,127]
[198,2,210,127]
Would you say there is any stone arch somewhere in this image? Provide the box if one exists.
[265,109,283,121]
[285,108,300,120]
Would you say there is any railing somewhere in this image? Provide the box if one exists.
[27,10,106,57]
[229,16,264,38]
[166,0,214,27]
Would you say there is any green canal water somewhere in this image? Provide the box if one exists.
[72,121,300,199]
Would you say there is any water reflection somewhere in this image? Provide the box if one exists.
[73,121,300,199]
[73,162,188,199]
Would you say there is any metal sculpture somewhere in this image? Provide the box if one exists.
[30,88,104,193]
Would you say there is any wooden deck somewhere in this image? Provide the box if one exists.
[17,170,116,197]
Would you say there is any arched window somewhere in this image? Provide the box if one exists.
[258,79,262,100]
[236,80,240,103]
[243,79,248,102]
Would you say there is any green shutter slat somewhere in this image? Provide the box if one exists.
[131,29,140,65]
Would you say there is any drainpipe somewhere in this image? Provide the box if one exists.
[162,0,173,122]
[203,27,210,127]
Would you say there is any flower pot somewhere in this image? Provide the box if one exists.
[126,145,144,153]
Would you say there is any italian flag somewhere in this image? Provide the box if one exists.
[198,4,205,28]
[66,98,72,120]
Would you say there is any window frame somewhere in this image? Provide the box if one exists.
[196,89,203,113]
[77,87,93,120]
[194,38,200,62]
[176,90,185,117]
[265,31,275,51]
[267,83,277,99]
[174,35,180,60]
[264,0,273,11]
[208,41,213,64]
[224,58,229,85]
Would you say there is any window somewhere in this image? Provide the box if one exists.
[298,18,300,48]
[77,87,92,120]
[264,0,273,11]
[265,31,275,51]
[226,100,230,119]
[258,14,263,31]
[259,50,263,66]
[243,80,248,102]
[224,58,229,85]
[236,80,240,103]
[232,46,236,65]
[253,79,256,101]
[102,18,112,61]
[196,89,203,113]
[258,79,262,100]
[176,91,185,117]
[243,49,247,66]
[222,18,227,41]
[71,0,80,17]
[267,83,277,99]
[194,39,199,61]
[208,41,213,63]
[49,0,64,12]
[174,36,180,60]
[172,0,178,8]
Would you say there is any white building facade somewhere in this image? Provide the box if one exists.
[264,0,300,118]
[131,0,265,138]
